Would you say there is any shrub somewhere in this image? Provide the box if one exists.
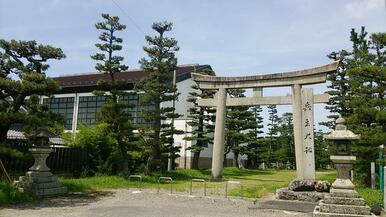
[0,181,32,206]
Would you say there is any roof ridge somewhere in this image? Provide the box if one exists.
[55,64,204,78]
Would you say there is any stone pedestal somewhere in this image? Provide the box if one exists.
[313,155,374,217]
[17,148,67,197]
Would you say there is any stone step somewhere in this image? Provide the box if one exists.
[19,181,63,190]
[251,198,318,213]
[35,187,67,196]
[318,202,371,215]
[314,206,375,217]
[323,196,366,206]
[20,175,58,183]
[330,189,360,198]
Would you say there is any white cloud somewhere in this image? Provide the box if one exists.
[344,0,384,19]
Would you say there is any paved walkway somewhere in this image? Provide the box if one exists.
[0,189,311,217]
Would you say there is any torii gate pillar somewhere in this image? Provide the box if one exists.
[212,88,227,180]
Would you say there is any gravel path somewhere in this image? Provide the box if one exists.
[0,189,311,217]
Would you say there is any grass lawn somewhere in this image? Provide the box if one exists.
[2,168,382,207]
[62,168,338,199]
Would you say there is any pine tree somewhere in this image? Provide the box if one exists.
[325,26,386,185]
[184,69,216,169]
[91,13,135,174]
[225,89,256,168]
[0,39,65,143]
[136,21,183,174]
[321,49,353,129]
[267,105,279,165]
[314,129,330,169]
[347,29,386,185]
[275,112,295,166]
[244,105,264,168]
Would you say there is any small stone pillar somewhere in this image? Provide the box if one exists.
[17,131,67,197]
[313,117,374,217]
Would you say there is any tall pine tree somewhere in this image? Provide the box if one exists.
[225,89,256,168]
[325,26,386,184]
[136,21,183,174]
[244,105,265,168]
[267,105,279,165]
[184,69,216,169]
[275,112,294,166]
[91,13,135,174]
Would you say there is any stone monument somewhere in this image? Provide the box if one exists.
[313,117,374,217]
[17,129,67,197]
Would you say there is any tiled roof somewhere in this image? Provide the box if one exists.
[53,64,211,88]
[7,124,64,145]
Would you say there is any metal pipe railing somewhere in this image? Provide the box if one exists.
[225,181,243,198]
[190,178,206,196]
[158,177,173,194]
[128,175,142,190]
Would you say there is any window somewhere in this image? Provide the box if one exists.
[77,96,106,127]
[120,94,154,126]
[43,97,74,130]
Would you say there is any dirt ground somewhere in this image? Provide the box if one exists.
[0,189,311,217]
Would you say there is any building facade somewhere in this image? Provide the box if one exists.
[47,64,237,169]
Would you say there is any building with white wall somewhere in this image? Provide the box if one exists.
[47,64,236,169]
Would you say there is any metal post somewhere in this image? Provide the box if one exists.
[379,146,384,192]
[384,166,386,209]
[225,182,228,198]
[371,162,376,189]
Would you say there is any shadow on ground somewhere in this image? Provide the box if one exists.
[5,191,114,210]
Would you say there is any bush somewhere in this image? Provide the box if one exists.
[0,181,32,206]
[70,123,117,175]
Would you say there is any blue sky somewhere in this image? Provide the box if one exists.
[1,0,385,131]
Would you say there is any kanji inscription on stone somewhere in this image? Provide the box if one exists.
[301,88,315,180]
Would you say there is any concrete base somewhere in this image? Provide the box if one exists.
[16,148,67,197]
[17,170,67,197]
[313,188,373,217]
[252,198,318,213]
[313,206,375,217]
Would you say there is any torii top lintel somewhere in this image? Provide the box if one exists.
[191,61,339,90]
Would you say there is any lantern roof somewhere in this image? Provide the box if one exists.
[324,117,360,141]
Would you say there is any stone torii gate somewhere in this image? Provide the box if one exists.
[191,61,339,180]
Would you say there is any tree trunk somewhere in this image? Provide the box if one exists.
[118,141,128,175]
[146,142,160,175]
[191,151,200,169]
[146,103,162,175]
[0,125,9,144]
[233,150,239,168]
[223,152,228,167]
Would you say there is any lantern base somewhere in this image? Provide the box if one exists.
[16,147,67,197]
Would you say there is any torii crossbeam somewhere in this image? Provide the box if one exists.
[191,61,339,180]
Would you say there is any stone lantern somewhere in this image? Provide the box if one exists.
[17,128,67,197]
[324,117,359,190]
[313,117,374,217]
